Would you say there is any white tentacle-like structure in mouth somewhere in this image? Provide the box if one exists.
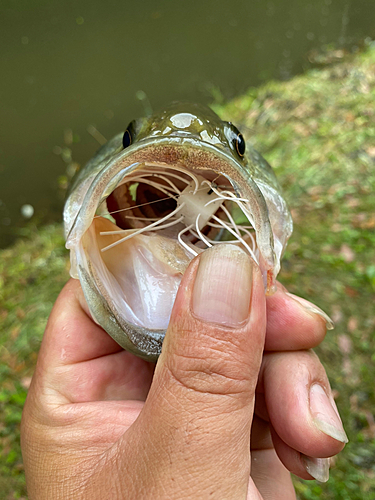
[98,165,258,260]
[80,163,259,331]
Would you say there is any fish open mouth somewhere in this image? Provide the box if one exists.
[81,163,260,331]
[65,137,290,359]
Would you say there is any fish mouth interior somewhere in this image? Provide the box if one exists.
[79,162,259,331]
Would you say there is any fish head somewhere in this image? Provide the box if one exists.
[63,103,292,361]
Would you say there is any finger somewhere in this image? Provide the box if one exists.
[34,279,154,404]
[44,349,154,403]
[251,449,296,500]
[252,351,345,482]
[270,428,330,483]
[261,351,348,475]
[40,279,123,366]
[247,418,296,499]
[265,283,333,351]
[125,245,266,498]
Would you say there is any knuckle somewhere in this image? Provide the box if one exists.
[163,325,257,403]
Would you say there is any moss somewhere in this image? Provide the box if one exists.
[1,46,375,499]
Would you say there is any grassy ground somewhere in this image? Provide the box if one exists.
[1,45,375,499]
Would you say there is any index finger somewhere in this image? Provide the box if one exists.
[34,279,154,404]
[265,283,333,351]
[38,278,123,368]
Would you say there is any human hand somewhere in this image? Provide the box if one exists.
[21,245,347,499]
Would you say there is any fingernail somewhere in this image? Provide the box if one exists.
[302,455,330,482]
[192,244,253,327]
[285,293,334,330]
[309,384,348,443]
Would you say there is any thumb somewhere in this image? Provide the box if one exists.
[127,244,266,498]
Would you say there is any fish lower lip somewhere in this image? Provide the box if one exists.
[78,162,262,332]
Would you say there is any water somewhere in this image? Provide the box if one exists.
[1,0,374,247]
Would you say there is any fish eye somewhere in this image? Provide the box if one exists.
[235,131,246,157]
[225,122,246,158]
[123,120,136,149]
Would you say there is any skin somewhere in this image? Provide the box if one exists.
[21,252,346,499]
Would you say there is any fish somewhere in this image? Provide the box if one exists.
[63,103,293,361]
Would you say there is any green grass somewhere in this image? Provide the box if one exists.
[0,225,69,499]
[214,45,375,498]
[1,45,375,499]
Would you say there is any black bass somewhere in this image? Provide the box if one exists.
[64,103,292,361]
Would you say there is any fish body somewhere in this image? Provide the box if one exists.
[64,103,292,361]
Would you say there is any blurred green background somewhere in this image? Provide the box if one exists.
[1,0,375,247]
[1,1,375,498]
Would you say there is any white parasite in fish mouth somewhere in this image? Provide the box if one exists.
[100,165,258,260]
[64,104,293,361]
